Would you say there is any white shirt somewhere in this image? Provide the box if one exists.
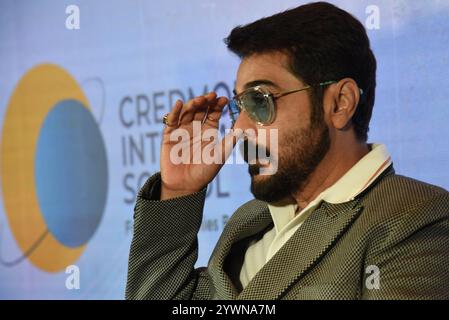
[239,143,392,288]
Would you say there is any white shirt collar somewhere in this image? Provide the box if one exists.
[267,143,392,233]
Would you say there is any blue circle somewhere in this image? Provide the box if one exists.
[35,99,108,248]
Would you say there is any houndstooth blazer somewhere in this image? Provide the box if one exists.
[125,166,449,300]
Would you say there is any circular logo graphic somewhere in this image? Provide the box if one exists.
[1,64,108,272]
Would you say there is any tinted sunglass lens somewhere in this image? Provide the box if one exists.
[228,99,240,123]
[242,91,269,124]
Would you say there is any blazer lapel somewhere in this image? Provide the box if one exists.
[212,165,394,299]
[208,200,272,299]
[237,199,363,300]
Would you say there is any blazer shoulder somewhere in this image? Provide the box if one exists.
[360,173,449,222]
[360,175,449,263]
[379,173,448,200]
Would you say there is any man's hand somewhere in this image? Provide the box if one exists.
[160,92,238,200]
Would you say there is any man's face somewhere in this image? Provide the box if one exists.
[234,51,330,203]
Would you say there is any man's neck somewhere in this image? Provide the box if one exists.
[293,141,370,211]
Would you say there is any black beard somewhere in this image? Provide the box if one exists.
[249,123,330,203]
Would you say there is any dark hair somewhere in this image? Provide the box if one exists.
[225,1,376,141]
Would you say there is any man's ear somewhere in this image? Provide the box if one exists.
[327,78,361,130]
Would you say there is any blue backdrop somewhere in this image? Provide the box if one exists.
[0,0,448,299]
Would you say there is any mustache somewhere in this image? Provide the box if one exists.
[239,139,271,164]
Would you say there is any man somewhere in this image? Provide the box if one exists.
[126,2,449,299]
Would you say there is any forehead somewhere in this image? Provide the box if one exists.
[235,51,303,92]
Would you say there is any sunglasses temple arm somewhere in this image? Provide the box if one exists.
[273,86,312,98]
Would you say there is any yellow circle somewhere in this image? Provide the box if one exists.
[1,64,90,272]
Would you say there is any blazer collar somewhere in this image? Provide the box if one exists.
[237,199,363,299]
[211,165,395,299]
